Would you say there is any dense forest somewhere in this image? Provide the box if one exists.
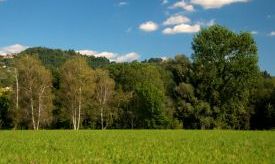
[0,25,274,130]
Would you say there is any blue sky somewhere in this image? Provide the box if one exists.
[0,0,274,74]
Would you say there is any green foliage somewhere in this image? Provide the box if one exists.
[18,47,109,91]
[174,82,213,129]
[0,64,15,88]
[0,94,12,129]
[0,25,273,130]
[165,54,192,84]
[20,47,110,69]
[108,63,169,128]
[192,25,260,129]
[250,75,275,129]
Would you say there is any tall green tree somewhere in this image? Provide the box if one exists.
[192,25,260,129]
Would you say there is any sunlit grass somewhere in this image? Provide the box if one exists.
[0,130,274,163]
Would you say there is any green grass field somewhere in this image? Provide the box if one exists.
[0,130,274,163]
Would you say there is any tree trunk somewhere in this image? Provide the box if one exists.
[73,109,77,130]
[101,87,107,130]
[31,98,36,130]
[15,68,19,111]
[13,68,19,130]
[101,107,104,130]
[77,88,82,130]
[37,87,45,130]
[37,99,41,130]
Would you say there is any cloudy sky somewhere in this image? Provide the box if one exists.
[0,0,274,74]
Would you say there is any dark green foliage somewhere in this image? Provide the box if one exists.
[191,25,260,129]
[20,47,75,69]
[250,76,275,129]
[0,95,12,129]
[174,82,213,129]
[165,55,192,84]
[19,47,110,70]
[108,63,169,128]
[143,58,163,63]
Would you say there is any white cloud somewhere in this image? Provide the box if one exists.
[0,0,6,2]
[77,50,116,59]
[96,52,117,59]
[76,50,97,56]
[162,23,200,34]
[170,0,195,12]
[191,0,249,9]
[163,14,190,26]
[118,1,128,7]
[77,50,140,63]
[139,21,159,32]
[115,52,139,63]
[251,31,258,35]
[161,56,169,61]
[269,31,275,36]
[161,0,169,5]
[0,44,28,56]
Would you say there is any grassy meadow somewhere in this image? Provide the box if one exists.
[0,130,274,163]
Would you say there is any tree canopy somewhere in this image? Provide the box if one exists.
[0,25,274,130]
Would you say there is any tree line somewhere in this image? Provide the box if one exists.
[0,25,274,130]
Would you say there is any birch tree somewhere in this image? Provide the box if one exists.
[16,55,53,130]
[60,57,95,130]
[95,69,115,129]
